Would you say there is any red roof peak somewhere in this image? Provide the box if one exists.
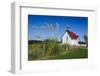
[66,30,79,40]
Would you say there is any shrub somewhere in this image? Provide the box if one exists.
[28,43,44,60]
[44,38,61,56]
[60,44,72,53]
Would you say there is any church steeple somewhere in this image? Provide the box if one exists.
[66,25,70,31]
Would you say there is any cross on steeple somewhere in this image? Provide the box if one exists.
[66,25,70,31]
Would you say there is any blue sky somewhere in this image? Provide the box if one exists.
[28,15,88,41]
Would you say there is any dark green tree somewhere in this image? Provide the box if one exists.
[84,35,88,47]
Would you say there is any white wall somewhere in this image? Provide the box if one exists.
[71,39,79,46]
[62,32,79,46]
[62,32,72,44]
[0,0,100,76]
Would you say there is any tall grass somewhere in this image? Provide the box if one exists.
[45,39,61,56]
[28,38,87,60]
[28,43,44,60]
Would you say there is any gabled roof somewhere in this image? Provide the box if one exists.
[66,30,79,40]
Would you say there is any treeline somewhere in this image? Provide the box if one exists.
[28,40,61,44]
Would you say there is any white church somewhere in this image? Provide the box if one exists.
[61,29,79,46]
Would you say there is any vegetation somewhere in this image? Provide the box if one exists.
[28,38,88,60]
[84,35,88,47]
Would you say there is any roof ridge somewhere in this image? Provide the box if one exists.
[66,30,79,39]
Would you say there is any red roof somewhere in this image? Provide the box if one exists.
[67,30,79,40]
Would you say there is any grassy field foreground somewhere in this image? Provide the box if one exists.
[46,47,88,59]
[28,39,88,60]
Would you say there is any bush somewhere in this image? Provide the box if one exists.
[28,43,44,60]
[44,38,72,56]
[60,44,72,53]
[28,38,78,60]
[45,39,58,55]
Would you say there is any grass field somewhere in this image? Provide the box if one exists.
[28,39,88,60]
[45,47,88,60]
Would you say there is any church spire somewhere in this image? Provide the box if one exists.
[66,25,70,31]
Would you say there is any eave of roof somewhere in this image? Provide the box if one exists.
[66,30,79,40]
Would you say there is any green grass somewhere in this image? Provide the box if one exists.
[28,44,88,60]
[45,47,88,59]
[28,39,88,60]
[28,43,44,60]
